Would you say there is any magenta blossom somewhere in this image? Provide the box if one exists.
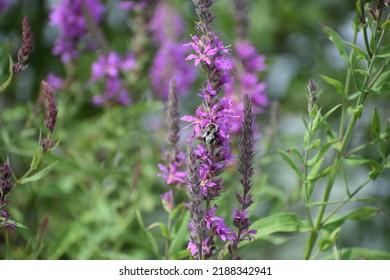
[50,0,104,62]
[90,51,135,106]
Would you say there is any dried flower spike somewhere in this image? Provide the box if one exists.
[13,16,34,74]
[229,95,257,259]
[42,81,58,133]
[0,161,14,206]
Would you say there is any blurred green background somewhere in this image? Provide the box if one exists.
[0,0,389,259]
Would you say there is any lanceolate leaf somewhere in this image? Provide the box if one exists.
[371,108,381,140]
[19,161,59,184]
[320,74,345,96]
[0,55,14,93]
[277,149,304,180]
[323,206,381,232]
[251,213,309,239]
[325,247,390,260]
[321,24,349,61]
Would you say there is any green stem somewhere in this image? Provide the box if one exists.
[340,31,358,136]
[303,117,315,228]
[322,177,371,225]
[361,1,373,58]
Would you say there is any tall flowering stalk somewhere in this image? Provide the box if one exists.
[229,95,257,259]
[182,0,235,259]
[157,80,187,259]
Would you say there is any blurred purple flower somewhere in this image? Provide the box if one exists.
[225,40,268,133]
[50,0,104,62]
[0,210,16,237]
[187,237,211,256]
[90,51,135,106]
[151,43,196,100]
[149,3,196,100]
[0,0,11,11]
[157,149,186,185]
[150,3,185,43]
[118,1,147,10]
[46,73,64,90]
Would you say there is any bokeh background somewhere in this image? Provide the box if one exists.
[0,0,389,259]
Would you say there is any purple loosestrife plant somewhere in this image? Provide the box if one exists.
[50,0,104,63]
[182,0,236,259]
[149,3,197,100]
[228,95,257,259]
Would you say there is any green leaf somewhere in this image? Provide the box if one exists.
[345,155,381,169]
[348,206,381,221]
[169,211,190,258]
[347,105,363,118]
[19,161,58,184]
[321,24,349,61]
[0,55,13,93]
[286,148,304,164]
[309,139,321,150]
[320,74,345,96]
[344,41,366,59]
[372,70,390,91]
[313,104,342,131]
[136,210,161,259]
[171,250,190,260]
[307,139,339,167]
[30,144,44,170]
[354,69,370,78]
[371,108,381,140]
[146,222,169,239]
[376,44,390,58]
[325,247,390,260]
[382,20,390,31]
[323,206,381,232]
[277,149,304,180]
[251,213,309,239]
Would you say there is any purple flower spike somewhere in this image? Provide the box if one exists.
[184,0,235,259]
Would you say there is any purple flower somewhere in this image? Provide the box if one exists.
[50,0,104,62]
[187,238,211,256]
[151,43,197,100]
[157,161,186,185]
[150,3,185,43]
[225,41,268,133]
[0,0,11,11]
[90,51,135,106]
[118,1,147,10]
[46,73,64,90]
[0,210,16,237]
[149,3,196,100]
[185,36,219,66]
